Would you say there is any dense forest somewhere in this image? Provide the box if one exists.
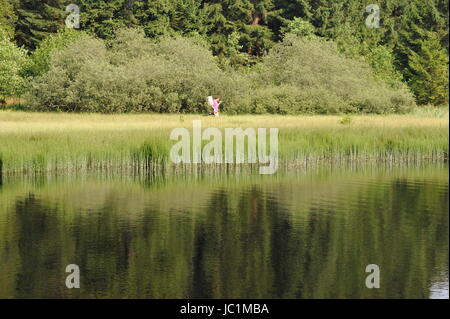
[0,0,448,113]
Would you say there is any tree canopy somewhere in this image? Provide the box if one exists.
[0,0,448,106]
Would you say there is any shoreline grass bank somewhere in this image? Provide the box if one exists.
[0,111,448,175]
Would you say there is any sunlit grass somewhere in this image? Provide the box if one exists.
[0,111,448,174]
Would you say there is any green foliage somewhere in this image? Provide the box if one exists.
[203,0,277,66]
[0,25,8,41]
[28,29,246,113]
[328,25,405,90]
[14,0,66,50]
[281,17,316,38]
[27,28,90,77]
[76,0,135,39]
[364,45,404,88]
[221,31,250,67]
[12,0,448,107]
[276,0,449,106]
[0,33,29,99]
[240,35,415,115]
[407,30,449,105]
[0,0,18,38]
[28,29,417,114]
[77,0,209,39]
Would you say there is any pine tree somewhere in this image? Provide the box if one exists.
[168,0,208,35]
[203,0,277,66]
[408,30,449,105]
[76,0,207,39]
[273,0,449,105]
[14,0,66,50]
[0,0,18,37]
[77,0,133,39]
[4,0,448,106]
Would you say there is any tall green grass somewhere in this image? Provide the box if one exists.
[0,111,448,175]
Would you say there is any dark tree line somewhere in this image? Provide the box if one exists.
[1,0,448,105]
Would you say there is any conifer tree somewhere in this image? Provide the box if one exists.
[408,30,449,105]
[14,0,66,49]
[0,0,18,37]
[203,0,277,65]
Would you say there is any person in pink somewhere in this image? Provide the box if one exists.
[208,96,222,117]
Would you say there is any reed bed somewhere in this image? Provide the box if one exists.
[0,111,448,175]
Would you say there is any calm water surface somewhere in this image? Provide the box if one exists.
[0,163,448,299]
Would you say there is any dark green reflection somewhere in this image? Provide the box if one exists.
[0,164,448,298]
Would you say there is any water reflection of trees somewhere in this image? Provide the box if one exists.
[0,174,447,298]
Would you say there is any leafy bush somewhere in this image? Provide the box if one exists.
[245,35,415,114]
[28,28,247,113]
[0,32,29,100]
[28,29,415,114]
[224,85,353,115]
[27,28,91,77]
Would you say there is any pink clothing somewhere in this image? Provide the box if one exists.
[212,100,220,112]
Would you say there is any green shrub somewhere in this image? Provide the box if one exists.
[27,28,91,77]
[28,29,416,115]
[231,85,354,115]
[0,32,29,100]
[250,35,416,114]
[27,37,109,112]
[29,28,247,113]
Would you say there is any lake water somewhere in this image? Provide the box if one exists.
[0,163,448,299]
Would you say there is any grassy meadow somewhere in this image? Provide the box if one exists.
[0,110,448,174]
